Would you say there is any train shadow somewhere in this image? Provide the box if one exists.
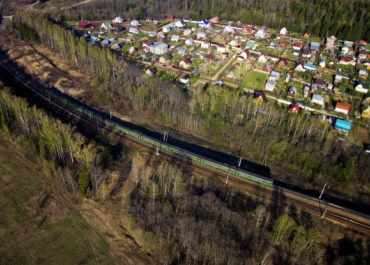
[268,186,288,218]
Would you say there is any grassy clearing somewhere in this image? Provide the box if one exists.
[0,135,116,265]
[240,71,268,90]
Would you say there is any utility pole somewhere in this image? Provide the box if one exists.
[226,165,231,184]
[109,110,112,119]
[319,183,327,200]
[321,203,329,219]
[156,145,159,156]
[238,156,243,168]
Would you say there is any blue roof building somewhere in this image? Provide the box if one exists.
[334,119,352,135]
[310,41,321,51]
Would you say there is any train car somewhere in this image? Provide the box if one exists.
[45,87,273,187]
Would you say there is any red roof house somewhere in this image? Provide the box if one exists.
[78,20,90,29]
[335,102,351,115]
[288,102,300,113]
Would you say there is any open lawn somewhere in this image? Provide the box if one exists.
[239,71,268,90]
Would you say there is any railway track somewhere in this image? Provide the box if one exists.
[1,50,370,235]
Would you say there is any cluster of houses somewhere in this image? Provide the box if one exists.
[75,16,370,136]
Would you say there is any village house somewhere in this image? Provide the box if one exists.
[146,67,157,76]
[258,54,268,63]
[253,90,267,103]
[198,19,209,28]
[302,85,309,98]
[142,41,153,52]
[358,50,368,60]
[280,27,288,35]
[325,36,336,51]
[167,15,175,20]
[310,41,320,52]
[238,49,250,61]
[159,54,171,64]
[304,63,316,71]
[210,17,219,24]
[149,42,168,55]
[355,81,370,93]
[78,20,90,29]
[242,26,252,34]
[176,47,187,56]
[175,20,186,28]
[288,102,300,113]
[269,71,280,80]
[359,40,367,45]
[335,102,350,115]
[295,62,306,72]
[334,119,352,135]
[359,69,368,79]
[269,42,276,49]
[200,40,211,49]
[203,54,215,62]
[156,32,165,39]
[128,47,136,55]
[278,58,288,68]
[279,40,287,47]
[362,105,370,118]
[314,78,326,89]
[245,40,257,50]
[312,94,324,106]
[341,46,349,54]
[217,44,227,53]
[171,35,180,42]
[288,86,297,97]
[265,80,275,91]
[319,59,326,68]
[183,29,192,36]
[223,26,234,34]
[180,58,191,69]
[112,16,123,23]
[302,47,311,58]
[110,43,121,50]
[293,42,302,50]
[162,25,174,33]
[180,74,190,83]
[185,38,194,46]
[197,32,207,40]
[338,56,356,65]
[130,20,141,27]
[229,39,240,47]
[100,21,113,31]
[254,28,266,38]
[129,27,139,34]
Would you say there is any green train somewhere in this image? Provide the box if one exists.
[46,89,273,187]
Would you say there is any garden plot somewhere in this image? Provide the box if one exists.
[240,71,268,90]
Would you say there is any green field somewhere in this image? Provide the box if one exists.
[0,136,116,265]
[239,71,268,90]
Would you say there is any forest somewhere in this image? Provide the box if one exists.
[0,79,369,264]
[54,0,370,41]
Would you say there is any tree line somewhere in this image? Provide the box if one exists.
[53,0,370,41]
[0,83,135,201]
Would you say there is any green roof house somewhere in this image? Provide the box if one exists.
[245,40,257,51]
